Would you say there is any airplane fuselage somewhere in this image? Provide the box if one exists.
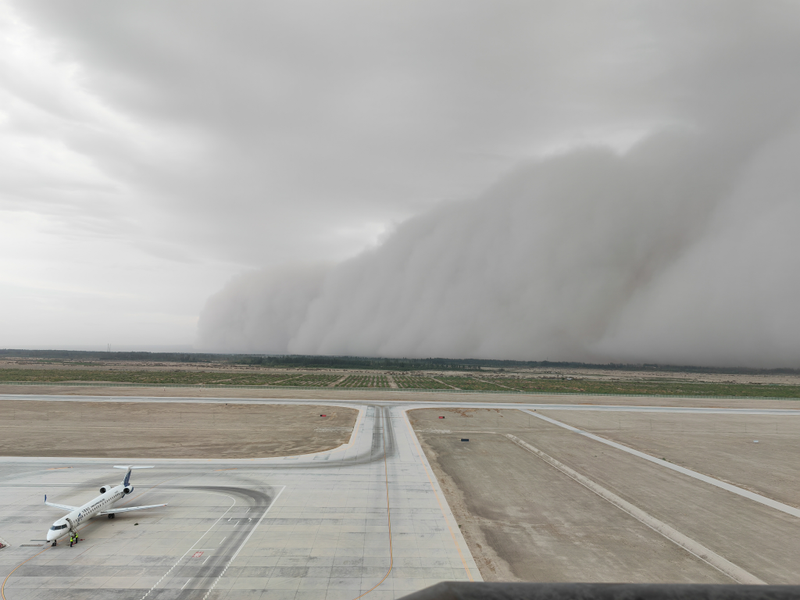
[47,485,127,542]
[45,466,165,545]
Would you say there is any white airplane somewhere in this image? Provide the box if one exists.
[45,465,167,546]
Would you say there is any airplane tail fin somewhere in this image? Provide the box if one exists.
[113,465,154,486]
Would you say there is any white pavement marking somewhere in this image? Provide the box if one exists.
[139,493,237,600]
[201,485,284,600]
[505,434,765,585]
[524,409,800,520]
[352,412,393,599]
[5,393,800,415]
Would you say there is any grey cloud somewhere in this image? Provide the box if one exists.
[11,0,678,267]
[5,1,800,359]
[198,127,776,363]
[198,2,800,366]
[199,122,800,366]
[200,264,329,353]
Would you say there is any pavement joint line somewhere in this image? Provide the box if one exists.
[524,409,800,519]
[139,492,237,600]
[201,485,285,600]
[504,433,765,585]
[401,408,476,582]
[352,409,392,599]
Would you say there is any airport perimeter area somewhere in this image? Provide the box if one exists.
[1,391,799,599]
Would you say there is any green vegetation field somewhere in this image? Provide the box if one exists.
[1,368,799,398]
[337,374,391,388]
[393,376,452,390]
[0,369,289,386]
[436,376,509,391]
[276,374,343,387]
[490,377,800,398]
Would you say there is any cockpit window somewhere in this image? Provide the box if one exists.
[49,524,67,530]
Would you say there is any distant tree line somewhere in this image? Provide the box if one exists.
[0,349,217,363]
[1,349,797,375]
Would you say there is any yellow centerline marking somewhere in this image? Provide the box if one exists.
[352,409,393,599]
[2,546,49,599]
[6,405,464,598]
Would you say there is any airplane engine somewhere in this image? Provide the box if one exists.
[99,485,109,493]
[123,485,134,494]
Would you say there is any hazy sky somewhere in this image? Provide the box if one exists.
[3,2,800,366]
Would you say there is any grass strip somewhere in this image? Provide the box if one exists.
[0,369,798,398]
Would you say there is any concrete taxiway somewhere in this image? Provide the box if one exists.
[2,394,800,598]
[0,400,480,600]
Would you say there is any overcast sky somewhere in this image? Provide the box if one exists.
[2,1,800,366]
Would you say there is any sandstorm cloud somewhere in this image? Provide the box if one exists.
[194,3,800,367]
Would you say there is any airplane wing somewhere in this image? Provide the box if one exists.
[44,495,78,512]
[100,503,167,515]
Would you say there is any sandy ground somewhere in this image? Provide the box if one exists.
[0,399,357,459]
[408,407,800,584]
[539,409,800,510]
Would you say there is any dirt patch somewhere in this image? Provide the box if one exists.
[409,408,517,581]
[408,408,733,583]
[0,400,357,459]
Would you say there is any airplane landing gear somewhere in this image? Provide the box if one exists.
[108,513,115,519]
[51,541,57,547]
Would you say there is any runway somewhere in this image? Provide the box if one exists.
[1,394,800,598]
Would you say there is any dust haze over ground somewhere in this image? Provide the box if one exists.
[198,4,800,368]
[5,2,797,365]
